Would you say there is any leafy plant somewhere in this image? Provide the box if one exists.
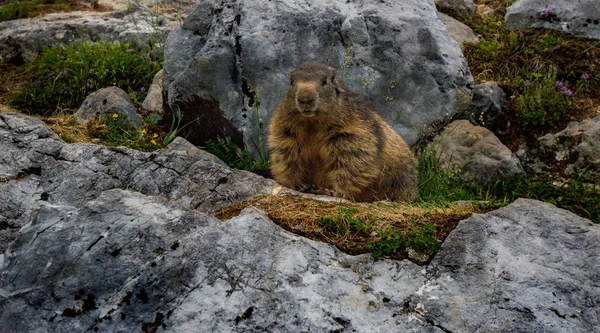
[365,227,403,261]
[317,206,371,235]
[365,222,441,261]
[94,113,162,151]
[404,222,441,252]
[11,39,162,114]
[516,70,571,127]
[0,0,39,21]
[203,137,269,172]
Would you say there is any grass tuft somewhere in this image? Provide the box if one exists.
[10,39,162,115]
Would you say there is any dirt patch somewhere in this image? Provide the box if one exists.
[217,194,490,261]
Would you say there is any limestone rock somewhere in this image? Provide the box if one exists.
[0,9,173,66]
[75,86,143,128]
[1,112,599,332]
[430,120,523,185]
[0,188,598,331]
[163,0,474,151]
[167,136,226,166]
[411,199,600,332]
[0,111,278,240]
[505,0,600,40]
[460,81,507,130]
[435,0,477,20]
[141,69,164,121]
[517,115,600,178]
[438,12,479,46]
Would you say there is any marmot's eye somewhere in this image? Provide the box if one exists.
[322,78,327,86]
[290,78,294,86]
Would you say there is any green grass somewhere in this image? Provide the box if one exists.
[365,222,441,261]
[203,137,269,172]
[0,0,41,21]
[0,0,75,22]
[96,113,162,151]
[516,69,571,127]
[10,39,162,115]
[416,147,600,223]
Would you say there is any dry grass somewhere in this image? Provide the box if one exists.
[217,194,490,260]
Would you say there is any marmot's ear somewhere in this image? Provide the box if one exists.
[333,75,346,94]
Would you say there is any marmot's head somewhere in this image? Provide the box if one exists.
[287,63,346,118]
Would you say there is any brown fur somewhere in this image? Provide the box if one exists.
[268,63,418,202]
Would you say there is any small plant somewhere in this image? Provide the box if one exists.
[0,0,38,21]
[404,222,441,253]
[366,222,441,261]
[203,137,268,172]
[516,70,571,127]
[93,113,162,151]
[11,39,162,114]
[365,227,402,261]
[163,105,183,145]
[317,205,371,235]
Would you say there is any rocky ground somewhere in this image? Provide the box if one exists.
[0,0,599,331]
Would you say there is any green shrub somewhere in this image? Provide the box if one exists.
[0,0,39,22]
[11,39,162,114]
[203,137,269,172]
[97,113,161,151]
[516,70,571,127]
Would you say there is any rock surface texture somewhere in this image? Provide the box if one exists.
[163,0,474,151]
[0,8,175,66]
[75,86,143,128]
[0,127,598,333]
[505,0,600,40]
[141,69,165,119]
[0,112,277,251]
[435,0,477,20]
[517,115,600,178]
[459,81,506,130]
[438,12,479,46]
[430,120,523,185]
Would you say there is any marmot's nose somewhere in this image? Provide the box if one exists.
[297,96,315,106]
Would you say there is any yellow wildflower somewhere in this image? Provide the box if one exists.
[152,133,158,138]
[151,139,157,145]
[112,113,119,119]
[140,129,147,135]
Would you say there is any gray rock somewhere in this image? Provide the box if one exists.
[141,69,164,119]
[430,120,523,185]
[438,12,479,46]
[411,199,600,332]
[0,112,278,234]
[75,86,143,128]
[0,9,172,66]
[167,136,226,166]
[517,116,600,178]
[163,0,474,152]
[505,0,600,40]
[460,81,507,129]
[0,186,598,332]
[435,0,477,20]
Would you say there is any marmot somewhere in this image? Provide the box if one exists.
[268,63,418,202]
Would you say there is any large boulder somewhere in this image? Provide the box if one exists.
[162,0,474,152]
[438,12,479,46]
[435,0,477,20]
[430,120,523,185]
[517,115,600,178]
[1,112,599,332]
[0,9,173,66]
[0,111,278,251]
[505,0,600,40]
[0,187,598,331]
[75,86,143,128]
[459,81,507,130]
